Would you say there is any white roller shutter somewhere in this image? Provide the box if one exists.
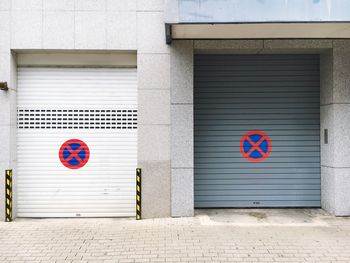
[17,67,137,217]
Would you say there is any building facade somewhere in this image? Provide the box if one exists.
[0,0,350,220]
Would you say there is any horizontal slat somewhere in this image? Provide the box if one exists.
[195,168,320,173]
[194,173,320,179]
[195,189,320,195]
[18,67,137,107]
[195,179,320,184]
[194,201,321,208]
[195,195,321,201]
[196,184,320,190]
[195,152,320,157]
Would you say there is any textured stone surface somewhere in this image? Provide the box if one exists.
[333,104,350,168]
[171,168,194,217]
[107,0,137,11]
[171,104,193,168]
[170,41,194,217]
[12,0,42,10]
[0,12,10,52]
[195,40,263,50]
[106,12,137,49]
[320,105,334,167]
[320,50,333,106]
[136,0,171,218]
[333,40,350,104]
[75,0,106,11]
[321,166,335,215]
[43,0,75,11]
[43,11,75,49]
[0,52,11,86]
[0,124,10,222]
[0,90,11,126]
[334,168,350,216]
[137,0,164,11]
[170,40,193,104]
[264,39,333,49]
[11,11,43,49]
[137,12,170,54]
[138,125,171,162]
[0,0,11,10]
[0,124,10,166]
[75,12,106,49]
[138,89,171,125]
[138,161,171,218]
[138,54,170,90]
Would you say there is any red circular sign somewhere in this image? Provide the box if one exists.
[59,139,90,169]
[240,130,272,162]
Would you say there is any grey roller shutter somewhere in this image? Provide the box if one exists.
[194,54,320,208]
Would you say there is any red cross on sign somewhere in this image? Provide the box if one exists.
[59,139,90,169]
[240,130,272,162]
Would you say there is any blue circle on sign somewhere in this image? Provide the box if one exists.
[59,139,90,169]
[240,130,272,162]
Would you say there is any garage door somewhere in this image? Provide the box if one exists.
[194,54,320,208]
[17,67,137,217]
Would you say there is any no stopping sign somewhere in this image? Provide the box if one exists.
[59,139,90,169]
[240,130,272,162]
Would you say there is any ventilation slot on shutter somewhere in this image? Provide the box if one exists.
[17,109,138,130]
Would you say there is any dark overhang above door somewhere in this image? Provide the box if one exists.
[165,0,350,44]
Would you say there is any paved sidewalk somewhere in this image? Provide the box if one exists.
[0,209,350,263]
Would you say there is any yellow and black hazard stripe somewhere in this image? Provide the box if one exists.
[5,170,12,222]
[136,168,141,220]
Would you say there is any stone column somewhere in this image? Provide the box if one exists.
[170,40,194,217]
[137,0,171,218]
[321,40,350,216]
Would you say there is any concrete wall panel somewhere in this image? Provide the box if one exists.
[320,50,334,106]
[138,89,171,125]
[170,41,193,104]
[106,12,137,50]
[43,0,75,11]
[138,54,170,90]
[0,11,10,52]
[334,168,350,216]
[11,11,43,49]
[75,0,106,11]
[138,125,170,161]
[170,40,194,217]
[75,12,106,49]
[138,0,164,11]
[333,104,350,168]
[333,40,350,104]
[320,105,334,167]
[171,168,194,217]
[321,166,335,214]
[171,105,193,168]
[138,161,171,218]
[107,0,137,11]
[0,0,11,11]
[137,12,170,54]
[43,11,75,49]
[12,0,42,10]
